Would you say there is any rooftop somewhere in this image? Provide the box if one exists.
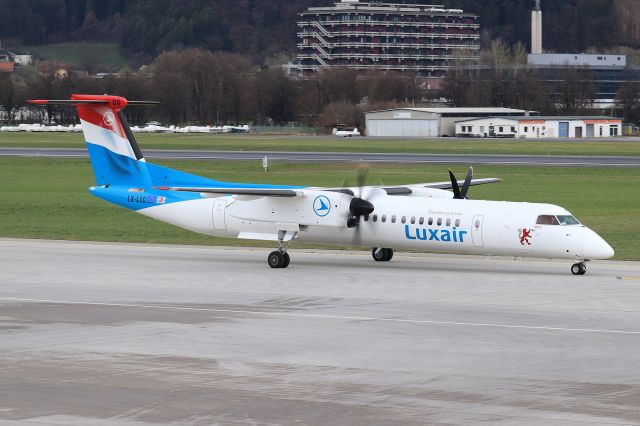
[305,1,469,14]
[456,116,622,123]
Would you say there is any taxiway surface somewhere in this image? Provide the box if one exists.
[2,239,640,425]
[2,147,640,167]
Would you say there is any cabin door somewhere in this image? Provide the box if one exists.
[472,215,484,247]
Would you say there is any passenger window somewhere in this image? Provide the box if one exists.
[455,219,460,227]
[391,215,396,223]
[446,218,451,226]
[437,218,442,226]
[419,217,424,225]
[410,216,416,224]
[401,216,406,224]
[428,217,433,225]
[381,215,387,223]
[536,215,560,225]
[372,214,378,222]
[364,215,369,222]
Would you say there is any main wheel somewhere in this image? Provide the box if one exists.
[283,252,291,268]
[372,248,386,261]
[372,248,393,262]
[385,248,394,261]
[268,251,286,269]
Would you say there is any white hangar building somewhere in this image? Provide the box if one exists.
[455,116,623,139]
[365,107,529,137]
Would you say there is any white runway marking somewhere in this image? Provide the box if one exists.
[2,297,640,336]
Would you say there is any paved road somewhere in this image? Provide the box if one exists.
[2,147,640,167]
[2,239,640,425]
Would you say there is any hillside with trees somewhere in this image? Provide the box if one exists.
[1,0,639,62]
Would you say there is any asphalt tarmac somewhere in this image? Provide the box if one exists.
[2,239,640,425]
[2,147,640,167]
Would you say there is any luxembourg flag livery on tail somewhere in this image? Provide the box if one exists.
[29,95,614,274]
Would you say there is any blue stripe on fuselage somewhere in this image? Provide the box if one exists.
[85,141,304,211]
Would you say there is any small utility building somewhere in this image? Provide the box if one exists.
[365,107,528,137]
[455,116,623,138]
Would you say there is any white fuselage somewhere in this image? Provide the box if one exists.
[139,188,614,261]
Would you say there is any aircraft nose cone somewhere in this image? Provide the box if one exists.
[583,230,615,260]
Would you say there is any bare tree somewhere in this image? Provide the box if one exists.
[0,73,26,124]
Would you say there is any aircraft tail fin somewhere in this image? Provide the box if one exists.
[28,95,158,186]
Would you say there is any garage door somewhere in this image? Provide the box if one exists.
[367,119,438,137]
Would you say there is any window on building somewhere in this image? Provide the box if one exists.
[610,126,618,136]
[511,126,516,132]
[524,126,528,132]
[499,126,504,132]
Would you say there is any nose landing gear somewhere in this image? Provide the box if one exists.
[571,262,587,276]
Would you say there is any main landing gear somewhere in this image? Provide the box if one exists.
[372,247,394,262]
[268,230,297,269]
[571,261,587,276]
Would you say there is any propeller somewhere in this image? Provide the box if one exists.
[448,166,474,200]
[346,165,374,230]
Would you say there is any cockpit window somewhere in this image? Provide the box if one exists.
[557,215,581,225]
[536,215,560,225]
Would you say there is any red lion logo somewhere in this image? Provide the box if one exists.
[519,228,533,245]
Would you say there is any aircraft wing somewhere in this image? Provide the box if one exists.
[155,186,300,197]
[321,178,502,196]
[421,177,502,190]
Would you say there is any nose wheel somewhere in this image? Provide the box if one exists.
[571,262,587,276]
[372,247,394,262]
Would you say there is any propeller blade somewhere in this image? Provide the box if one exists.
[460,166,474,199]
[356,164,369,188]
[448,169,462,199]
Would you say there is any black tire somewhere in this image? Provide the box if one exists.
[283,252,291,268]
[372,248,393,262]
[571,263,585,276]
[579,263,587,275]
[385,248,394,261]
[372,248,386,262]
[268,251,285,268]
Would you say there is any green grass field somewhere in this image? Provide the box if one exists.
[23,42,129,71]
[1,132,640,156]
[1,157,638,260]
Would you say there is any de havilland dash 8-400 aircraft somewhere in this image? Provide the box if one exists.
[29,95,614,275]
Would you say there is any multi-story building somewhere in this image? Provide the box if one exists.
[297,0,480,76]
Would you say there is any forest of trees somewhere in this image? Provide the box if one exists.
[1,0,638,61]
[3,1,640,127]
[0,49,427,128]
